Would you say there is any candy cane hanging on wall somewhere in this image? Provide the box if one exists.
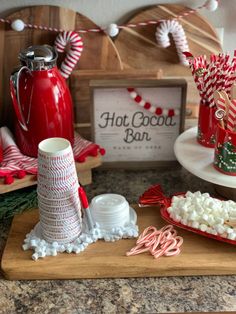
[155,20,190,66]
[54,31,84,79]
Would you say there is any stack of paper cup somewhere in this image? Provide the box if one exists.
[37,138,82,244]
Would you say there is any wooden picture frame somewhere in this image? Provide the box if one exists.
[90,79,187,169]
[70,69,162,140]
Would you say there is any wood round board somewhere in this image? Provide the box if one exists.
[0,5,122,127]
[115,4,222,74]
[115,4,222,107]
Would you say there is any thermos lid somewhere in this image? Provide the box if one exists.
[19,45,58,70]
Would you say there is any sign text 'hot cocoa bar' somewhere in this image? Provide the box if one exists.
[91,79,186,167]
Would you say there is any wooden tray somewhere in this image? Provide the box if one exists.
[1,205,236,280]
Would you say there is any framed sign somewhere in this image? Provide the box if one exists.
[90,79,187,168]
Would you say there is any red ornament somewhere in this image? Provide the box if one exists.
[134,95,142,103]
[168,109,175,117]
[17,170,26,179]
[4,175,14,185]
[144,102,151,110]
[155,107,163,115]
[99,148,106,156]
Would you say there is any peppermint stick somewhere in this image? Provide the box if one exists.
[184,51,236,107]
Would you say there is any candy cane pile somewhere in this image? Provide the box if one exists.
[126,225,183,259]
[54,31,83,79]
[156,20,189,66]
[184,51,236,108]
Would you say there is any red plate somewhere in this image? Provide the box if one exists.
[160,194,236,246]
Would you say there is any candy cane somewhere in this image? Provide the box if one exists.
[126,225,183,259]
[227,99,236,131]
[155,20,189,66]
[54,31,83,79]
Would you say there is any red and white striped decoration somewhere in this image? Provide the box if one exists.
[227,99,236,131]
[37,138,82,244]
[0,127,37,182]
[127,88,179,117]
[54,31,83,79]
[0,126,105,184]
[185,52,236,108]
[155,20,190,66]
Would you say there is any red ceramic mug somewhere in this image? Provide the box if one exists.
[197,100,218,148]
[214,124,236,176]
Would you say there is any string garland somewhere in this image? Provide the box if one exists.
[5,0,219,36]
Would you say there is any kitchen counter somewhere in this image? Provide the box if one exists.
[1,167,236,314]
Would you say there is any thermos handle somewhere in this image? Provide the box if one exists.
[10,66,31,132]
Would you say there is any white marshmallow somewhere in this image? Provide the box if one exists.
[227,232,236,240]
[32,253,39,261]
[199,224,208,232]
[170,190,236,239]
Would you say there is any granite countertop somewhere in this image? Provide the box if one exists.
[1,167,236,314]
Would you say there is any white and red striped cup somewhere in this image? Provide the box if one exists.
[37,137,79,198]
[37,137,82,243]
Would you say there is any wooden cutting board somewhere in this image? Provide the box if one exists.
[0,5,122,128]
[115,4,222,107]
[2,205,236,280]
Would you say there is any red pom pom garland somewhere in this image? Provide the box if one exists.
[127,88,180,117]
[4,175,14,185]
[17,170,26,179]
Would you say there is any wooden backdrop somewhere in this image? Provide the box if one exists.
[0,4,222,135]
[0,5,122,128]
[115,4,222,111]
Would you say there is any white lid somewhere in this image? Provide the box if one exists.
[91,194,128,213]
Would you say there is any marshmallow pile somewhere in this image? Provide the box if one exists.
[167,191,236,240]
[23,220,138,260]
[23,227,99,260]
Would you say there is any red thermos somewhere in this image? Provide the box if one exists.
[10,45,74,157]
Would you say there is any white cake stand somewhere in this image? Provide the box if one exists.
[174,127,236,200]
